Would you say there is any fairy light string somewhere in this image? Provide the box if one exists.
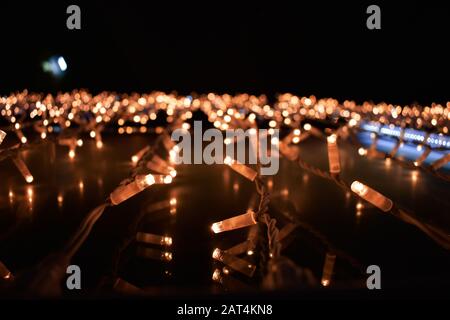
[0,90,449,295]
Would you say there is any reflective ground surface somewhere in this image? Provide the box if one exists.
[0,133,449,296]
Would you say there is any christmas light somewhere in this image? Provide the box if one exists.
[320,252,336,287]
[351,181,393,212]
[279,142,299,161]
[0,130,6,145]
[246,224,259,256]
[131,146,150,164]
[212,248,256,277]
[225,241,250,256]
[211,210,257,234]
[0,261,13,280]
[211,268,251,291]
[136,232,172,246]
[327,134,341,174]
[224,156,258,181]
[95,132,103,149]
[109,174,156,205]
[137,247,172,262]
[162,134,176,152]
[358,148,367,156]
[16,130,27,144]
[12,156,34,183]
[431,153,450,170]
[146,155,176,177]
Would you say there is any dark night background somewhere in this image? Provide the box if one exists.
[0,1,449,104]
[1,1,450,306]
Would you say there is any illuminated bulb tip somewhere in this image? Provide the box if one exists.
[68,150,75,159]
[96,141,103,149]
[303,123,312,131]
[351,181,367,196]
[169,169,177,178]
[163,175,173,184]
[144,174,155,186]
[414,161,419,167]
[77,139,83,147]
[170,198,177,206]
[293,129,301,136]
[212,248,221,259]
[351,180,393,212]
[358,148,367,156]
[25,175,34,183]
[247,250,254,256]
[90,131,96,138]
[40,132,47,139]
[327,134,337,144]
[164,252,172,261]
[131,155,139,163]
[224,156,233,166]
[292,136,300,144]
[212,269,222,282]
[322,280,330,287]
[163,237,173,246]
[211,223,222,234]
[21,137,27,144]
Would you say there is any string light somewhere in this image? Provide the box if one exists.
[0,90,448,294]
[0,261,13,281]
[146,154,177,177]
[169,197,177,215]
[327,134,340,174]
[109,174,156,205]
[12,156,34,183]
[414,147,431,166]
[224,156,258,181]
[320,253,336,287]
[95,131,103,149]
[136,232,172,246]
[137,247,173,262]
[430,153,450,170]
[211,210,257,234]
[225,241,251,256]
[16,130,27,144]
[358,148,367,156]
[212,248,256,277]
[246,224,259,256]
[131,146,150,164]
[0,130,6,145]
[351,181,393,212]
[279,142,299,161]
